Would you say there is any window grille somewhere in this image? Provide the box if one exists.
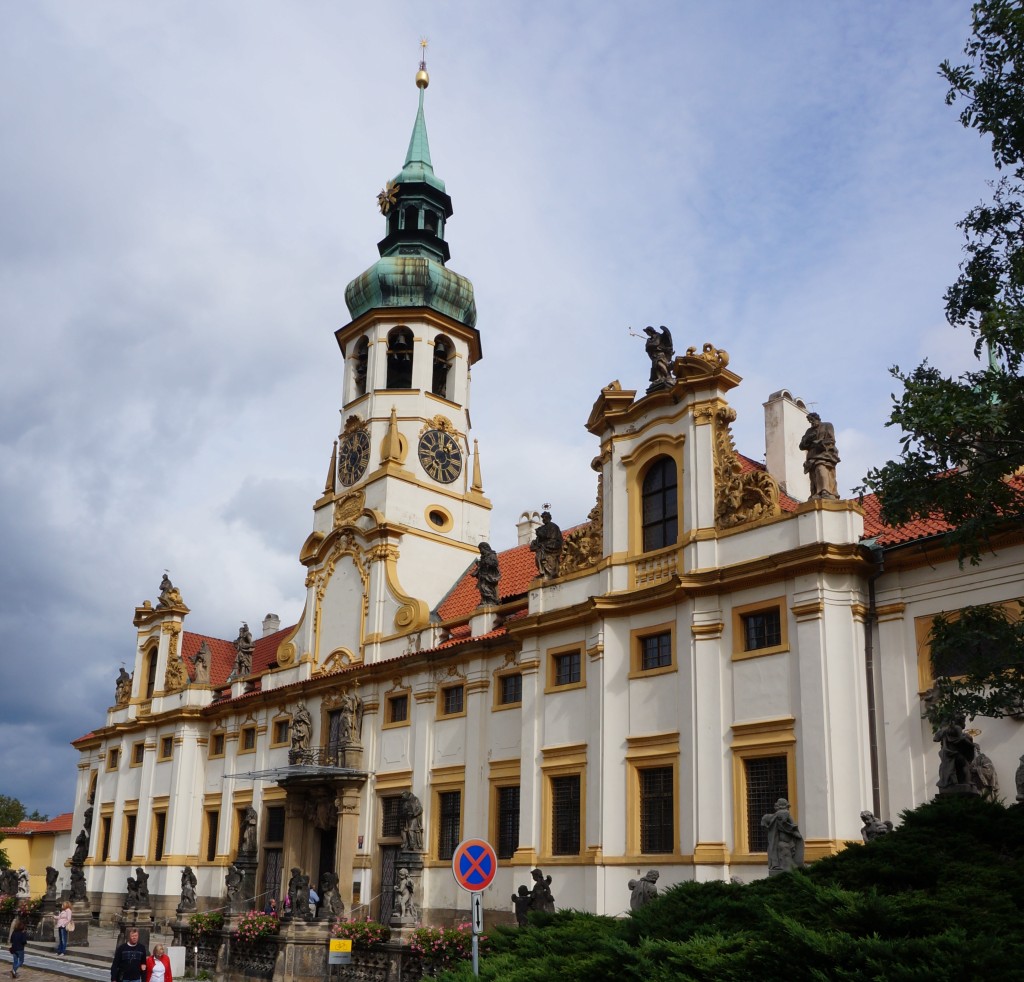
[743,609,782,651]
[500,673,522,704]
[389,695,409,724]
[551,775,581,855]
[124,814,137,861]
[744,756,788,852]
[443,686,464,715]
[496,786,520,860]
[437,790,462,860]
[153,812,166,861]
[639,767,674,853]
[381,796,402,838]
[554,651,581,687]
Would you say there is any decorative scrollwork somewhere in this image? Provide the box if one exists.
[713,406,780,529]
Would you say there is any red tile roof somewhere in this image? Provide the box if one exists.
[182,626,294,688]
[0,812,72,836]
[859,491,953,546]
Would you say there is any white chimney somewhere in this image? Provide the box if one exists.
[262,613,281,637]
[763,389,811,500]
[516,510,541,546]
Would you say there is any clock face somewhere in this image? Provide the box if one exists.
[338,430,371,487]
[417,428,463,484]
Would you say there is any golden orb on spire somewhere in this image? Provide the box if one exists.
[416,37,429,88]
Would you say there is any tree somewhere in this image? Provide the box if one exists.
[862,0,1024,723]
[0,795,27,829]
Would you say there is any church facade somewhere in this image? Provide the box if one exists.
[68,65,1024,927]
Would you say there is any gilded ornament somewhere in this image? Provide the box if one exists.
[333,489,366,527]
[377,180,399,215]
[713,406,780,529]
[164,656,188,693]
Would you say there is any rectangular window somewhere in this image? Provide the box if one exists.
[272,719,290,746]
[499,673,522,706]
[159,736,174,761]
[437,790,461,861]
[441,685,464,716]
[107,748,120,771]
[210,733,225,758]
[240,726,257,752]
[496,785,520,860]
[744,756,789,852]
[744,610,782,651]
[554,650,581,687]
[387,694,409,725]
[205,810,220,863]
[639,767,674,854]
[101,816,112,862]
[265,806,285,843]
[381,796,402,838]
[131,742,145,766]
[124,814,137,862]
[641,632,672,671]
[551,775,581,855]
[152,811,167,861]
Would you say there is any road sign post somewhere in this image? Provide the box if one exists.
[451,838,497,978]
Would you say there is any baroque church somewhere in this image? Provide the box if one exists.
[68,62,1024,927]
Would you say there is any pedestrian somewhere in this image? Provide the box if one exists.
[55,900,74,956]
[110,927,148,982]
[145,944,172,982]
[263,897,277,916]
[308,885,319,917]
[8,918,28,979]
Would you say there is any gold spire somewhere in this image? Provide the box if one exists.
[382,406,403,463]
[416,37,429,89]
[324,440,338,495]
[471,439,483,492]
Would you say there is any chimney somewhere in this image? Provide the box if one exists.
[516,510,541,546]
[262,613,281,637]
[763,389,811,500]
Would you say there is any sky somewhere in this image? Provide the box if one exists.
[0,0,999,819]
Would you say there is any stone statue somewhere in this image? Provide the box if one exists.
[339,689,363,745]
[69,866,87,903]
[157,574,183,608]
[71,829,89,865]
[45,866,59,901]
[628,869,660,910]
[393,868,416,920]
[294,873,312,922]
[760,798,805,874]
[934,716,977,792]
[528,868,555,913]
[192,642,211,685]
[799,412,840,499]
[83,805,94,833]
[115,667,133,705]
[859,810,892,843]
[232,622,255,678]
[1016,753,1024,804]
[135,867,150,905]
[0,870,15,896]
[473,542,501,606]
[399,791,424,852]
[16,868,29,899]
[124,875,140,910]
[643,325,674,392]
[530,511,563,580]
[511,885,531,927]
[319,872,343,920]
[178,866,198,912]
[286,868,302,918]
[970,744,999,800]
[291,702,313,762]
[239,806,258,855]
[225,865,243,902]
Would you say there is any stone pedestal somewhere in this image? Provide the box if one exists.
[116,908,155,949]
[232,853,259,913]
[68,900,91,948]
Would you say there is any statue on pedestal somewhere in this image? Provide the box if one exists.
[400,792,424,852]
[530,512,563,580]
[628,869,659,910]
[799,412,840,499]
[760,798,805,874]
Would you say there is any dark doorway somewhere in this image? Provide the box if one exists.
[318,826,337,896]
[378,845,399,922]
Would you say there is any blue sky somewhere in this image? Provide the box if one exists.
[0,1,996,818]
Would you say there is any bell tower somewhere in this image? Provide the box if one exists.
[307,51,490,642]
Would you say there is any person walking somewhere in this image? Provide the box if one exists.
[8,919,28,979]
[145,944,172,982]
[55,901,74,956]
[110,927,148,982]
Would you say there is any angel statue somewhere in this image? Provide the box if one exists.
[643,325,674,392]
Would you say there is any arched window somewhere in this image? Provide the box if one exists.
[386,327,414,389]
[424,210,438,234]
[144,648,158,699]
[403,205,418,232]
[432,335,453,398]
[641,457,678,551]
[353,336,369,397]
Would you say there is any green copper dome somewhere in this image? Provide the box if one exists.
[344,65,476,328]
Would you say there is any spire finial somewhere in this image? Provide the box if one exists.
[416,38,429,89]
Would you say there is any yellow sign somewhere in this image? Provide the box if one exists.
[329,939,353,953]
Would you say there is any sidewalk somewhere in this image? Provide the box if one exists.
[1,926,119,982]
